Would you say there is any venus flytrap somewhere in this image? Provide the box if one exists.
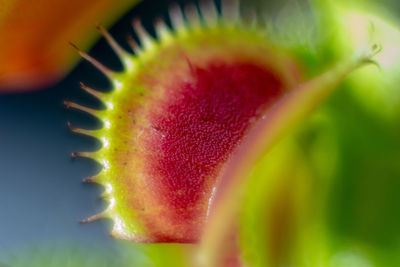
[63,0,400,266]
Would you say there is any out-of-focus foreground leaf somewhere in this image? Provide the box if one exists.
[0,0,141,92]
[200,0,400,266]
[238,1,400,266]
[241,90,400,266]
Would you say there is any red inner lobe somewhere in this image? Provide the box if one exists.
[143,60,285,242]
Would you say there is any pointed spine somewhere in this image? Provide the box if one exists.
[79,82,106,102]
[80,211,108,223]
[83,176,101,184]
[132,18,153,50]
[154,18,170,40]
[69,42,115,78]
[67,121,98,138]
[71,151,97,160]
[64,100,100,117]
[97,25,132,69]
[126,34,141,55]
[169,3,185,31]
[184,3,200,26]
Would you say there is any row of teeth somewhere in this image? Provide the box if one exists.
[69,0,243,76]
[64,0,247,230]
[65,0,245,162]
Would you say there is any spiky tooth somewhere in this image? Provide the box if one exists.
[184,3,200,26]
[80,211,108,223]
[79,82,107,103]
[126,34,141,55]
[69,42,115,78]
[96,25,129,59]
[82,176,101,184]
[132,18,153,50]
[222,0,240,23]
[63,100,102,118]
[67,121,99,138]
[169,3,185,31]
[199,0,218,25]
[154,18,170,40]
[71,151,97,160]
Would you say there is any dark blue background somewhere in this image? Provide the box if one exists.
[0,0,195,260]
